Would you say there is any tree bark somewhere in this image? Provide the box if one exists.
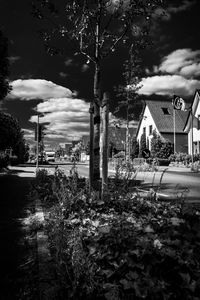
[89,102,94,194]
[93,63,101,184]
[101,92,109,197]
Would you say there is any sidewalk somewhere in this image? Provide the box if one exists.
[0,169,38,299]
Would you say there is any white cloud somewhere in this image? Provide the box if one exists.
[8,56,21,64]
[29,97,90,142]
[137,48,200,97]
[8,79,73,100]
[158,49,200,77]
[138,75,200,97]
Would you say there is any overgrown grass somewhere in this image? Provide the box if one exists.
[31,167,200,300]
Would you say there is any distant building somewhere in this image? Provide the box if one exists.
[184,90,200,154]
[136,100,189,153]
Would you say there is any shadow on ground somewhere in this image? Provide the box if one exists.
[0,173,38,299]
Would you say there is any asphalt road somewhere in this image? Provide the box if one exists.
[9,163,200,202]
[53,163,200,202]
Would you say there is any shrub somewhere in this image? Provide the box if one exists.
[9,155,18,166]
[30,169,200,299]
[157,158,170,166]
[0,152,9,169]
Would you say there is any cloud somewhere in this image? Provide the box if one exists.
[158,49,200,77]
[137,48,200,97]
[22,128,35,143]
[8,56,21,64]
[64,58,73,66]
[81,64,90,72]
[29,97,90,142]
[59,72,68,78]
[154,1,196,21]
[138,75,200,97]
[8,79,73,100]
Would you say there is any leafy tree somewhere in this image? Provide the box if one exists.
[32,0,164,188]
[0,112,27,162]
[139,132,146,157]
[130,136,139,159]
[157,139,173,159]
[151,129,173,159]
[0,30,11,100]
[150,129,162,157]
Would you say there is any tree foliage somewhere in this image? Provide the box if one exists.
[0,112,28,162]
[0,30,11,100]
[32,0,165,184]
[151,130,173,159]
[139,132,146,157]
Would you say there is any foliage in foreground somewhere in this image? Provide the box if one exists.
[33,169,200,300]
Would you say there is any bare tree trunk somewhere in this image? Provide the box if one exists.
[89,102,94,194]
[101,92,109,197]
[93,63,101,185]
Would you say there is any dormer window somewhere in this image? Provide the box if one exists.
[161,107,170,115]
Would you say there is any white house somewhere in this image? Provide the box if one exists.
[184,90,200,154]
[136,100,188,153]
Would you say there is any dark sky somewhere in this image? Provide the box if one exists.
[0,0,200,146]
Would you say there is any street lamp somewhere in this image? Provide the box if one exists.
[36,113,44,172]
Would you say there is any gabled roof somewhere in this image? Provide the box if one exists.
[184,90,200,132]
[145,100,189,133]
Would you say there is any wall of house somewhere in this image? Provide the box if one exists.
[137,106,158,150]
[188,99,200,154]
[162,133,188,153]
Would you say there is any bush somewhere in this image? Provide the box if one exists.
[0,152,9,169]
[9,155,19,166]
[169,153,200,165]
[157,158,170,166]
[30,169,200,299]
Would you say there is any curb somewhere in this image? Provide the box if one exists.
[35,198,58,299]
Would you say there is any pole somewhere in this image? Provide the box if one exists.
[191,112,194,164]
[173,108,176,153]
[36,115,39,172]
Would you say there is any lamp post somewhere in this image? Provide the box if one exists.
[36,115,39,172]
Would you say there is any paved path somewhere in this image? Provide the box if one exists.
[0,170,36,299]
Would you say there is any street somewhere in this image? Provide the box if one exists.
[11,163,200,202]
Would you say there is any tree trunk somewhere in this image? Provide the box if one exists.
[89,102,94,194]
[93,63,101,185]
[101,92,109,197]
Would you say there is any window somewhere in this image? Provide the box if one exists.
[149,125,153,135]
[161,107,170,115]
[143,127,146,134]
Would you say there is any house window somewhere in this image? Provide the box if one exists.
[149,125,153,135]
[143,127,146,135]
[161,107,170,115]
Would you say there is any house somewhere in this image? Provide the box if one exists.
[136,100,189,153]
[184,90,200,155]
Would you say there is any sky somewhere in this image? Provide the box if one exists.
[0,0,200,148]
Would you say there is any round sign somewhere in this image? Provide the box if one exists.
[142,149,151,159]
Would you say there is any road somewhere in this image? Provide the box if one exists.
[10,163,200,202]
